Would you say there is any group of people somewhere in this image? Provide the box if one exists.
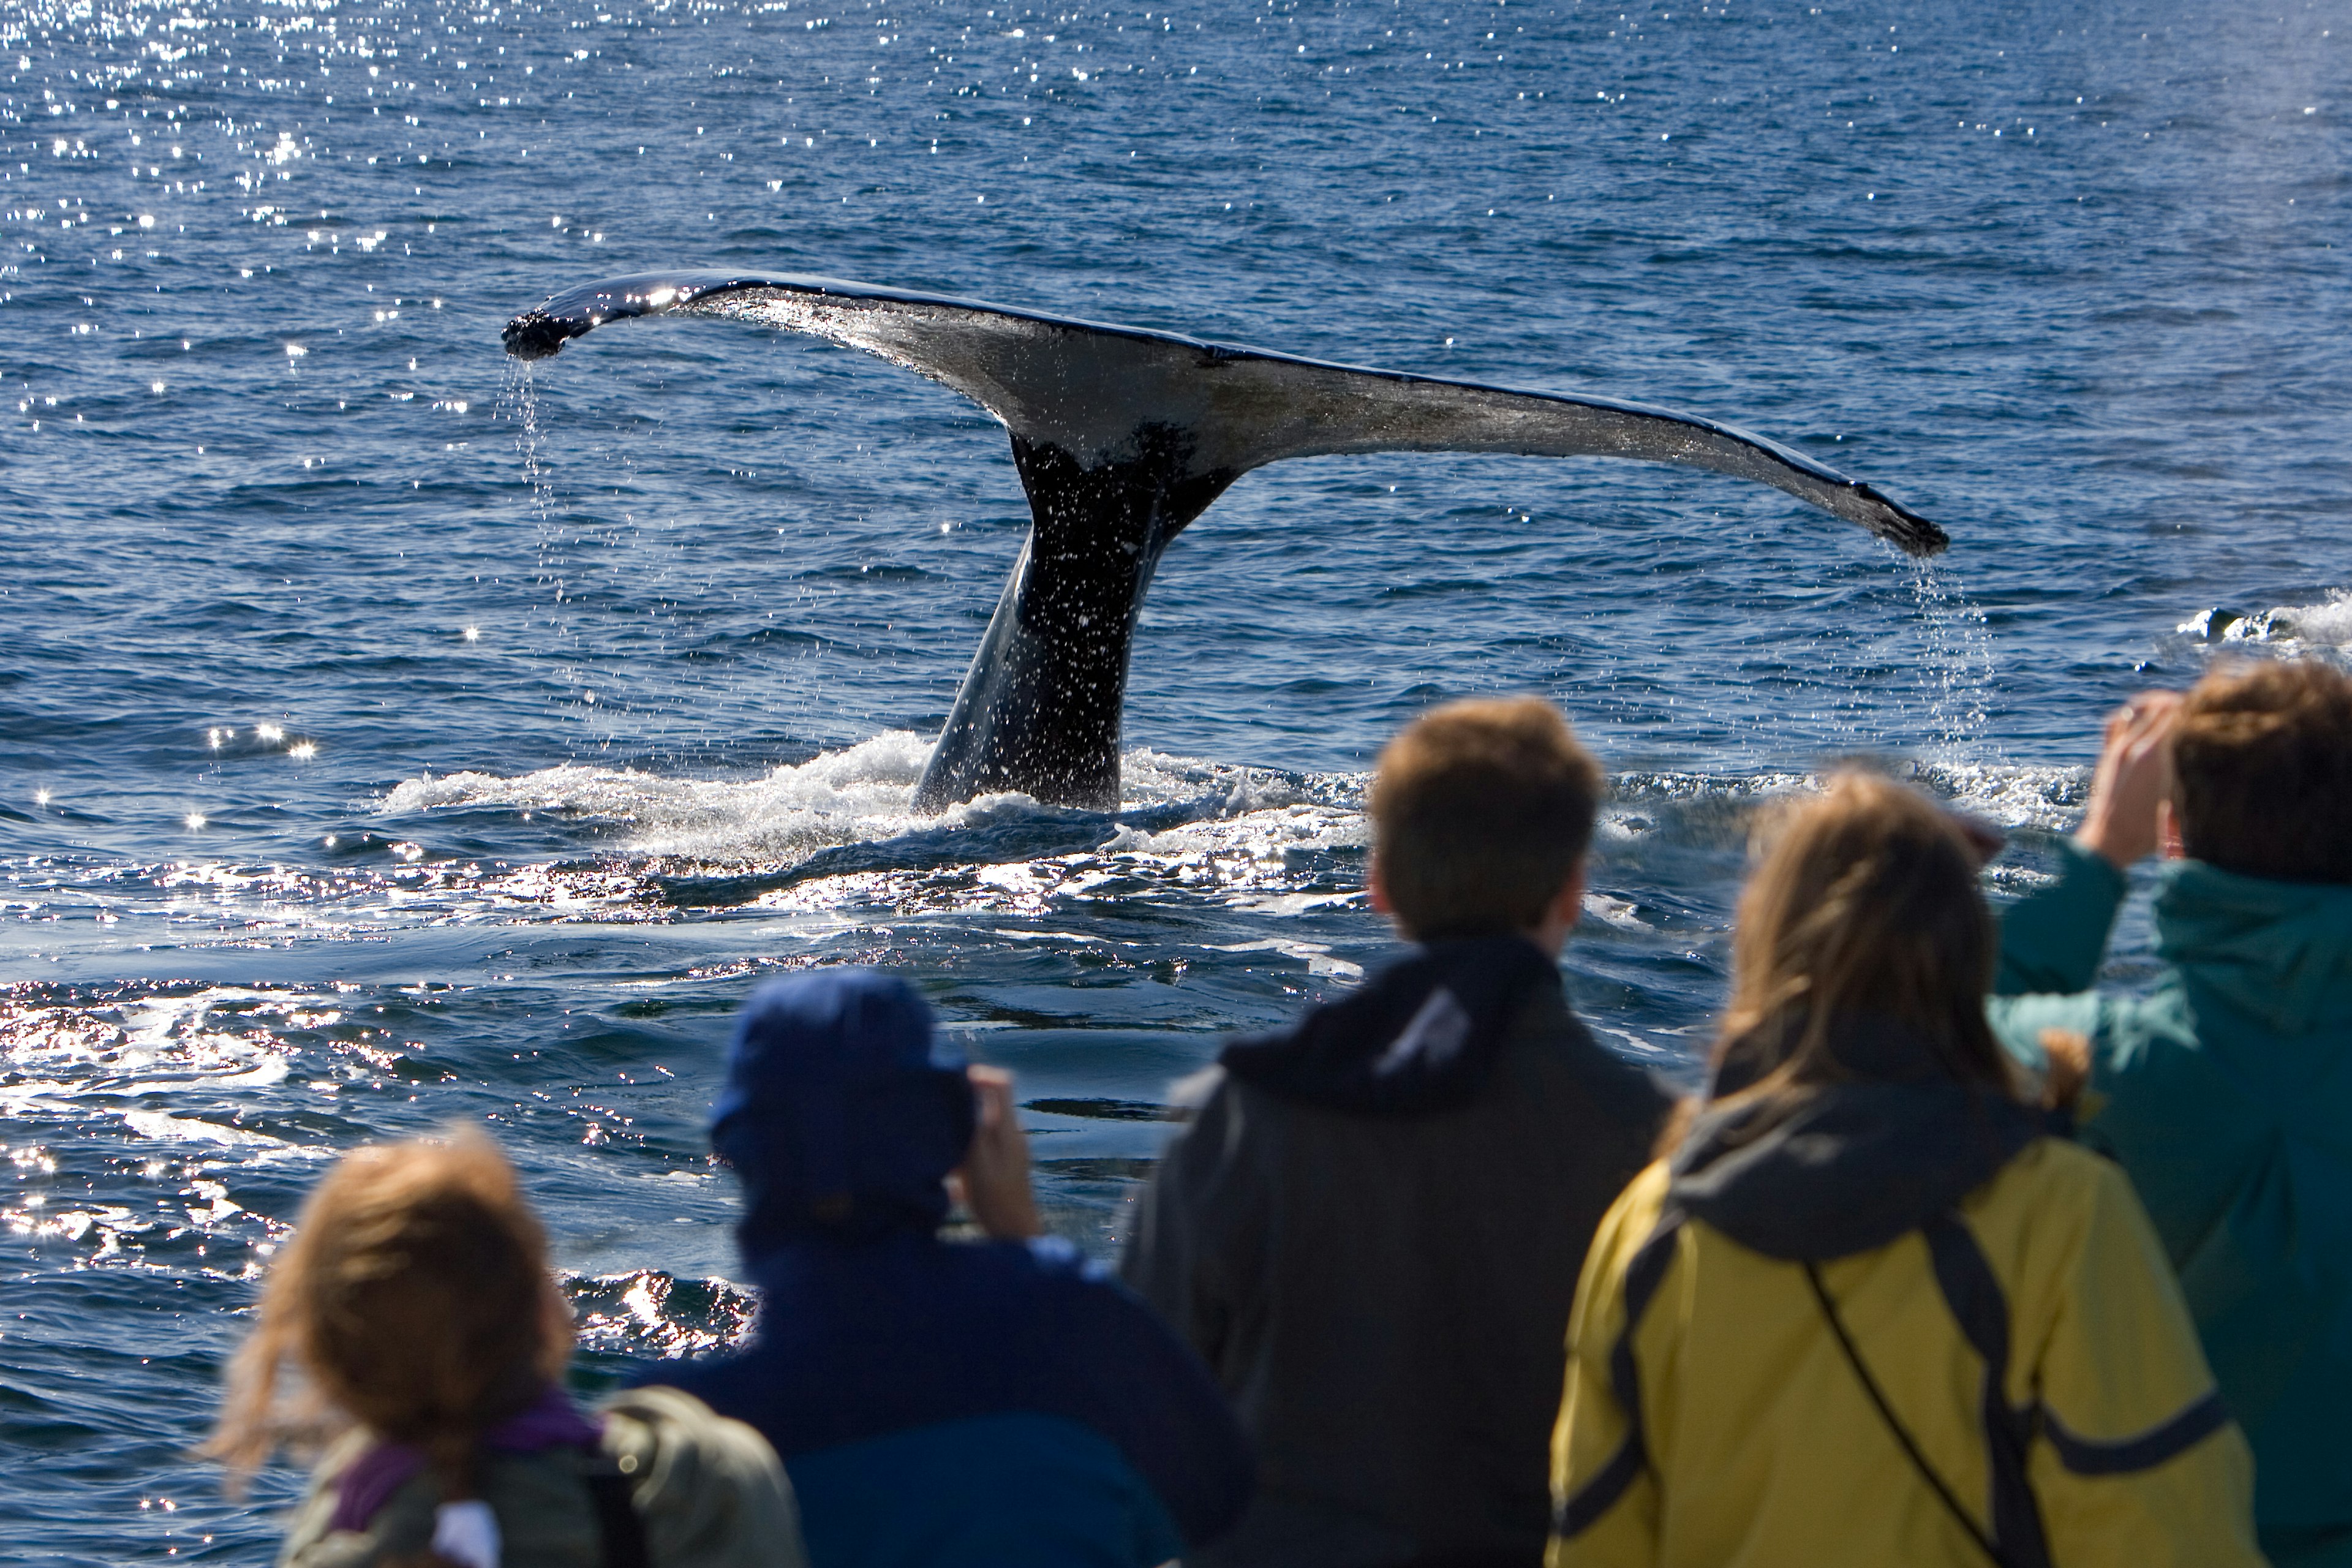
[206,657,2352,1568]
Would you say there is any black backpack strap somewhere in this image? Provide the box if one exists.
[1919,1213,2052,1568]
[584,1464,652,1568]
[1804,1260,2018,1568]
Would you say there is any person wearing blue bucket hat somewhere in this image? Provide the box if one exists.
[644,968,1254,1568]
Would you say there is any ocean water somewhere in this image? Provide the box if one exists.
[2,0,2347,1556]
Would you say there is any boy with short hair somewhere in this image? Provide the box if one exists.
[1122,697,1672,1568]
[1991,658,2352,1567]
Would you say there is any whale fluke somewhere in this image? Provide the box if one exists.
[505,271,1950,811]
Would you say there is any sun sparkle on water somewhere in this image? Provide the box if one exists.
[3,1,2346,1559]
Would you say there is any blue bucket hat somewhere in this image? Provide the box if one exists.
[710,969,976,1249]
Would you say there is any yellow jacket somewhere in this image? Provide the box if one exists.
[1551,1086,2264,1568]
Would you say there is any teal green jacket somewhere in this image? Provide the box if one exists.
[1991,840,2352,1568]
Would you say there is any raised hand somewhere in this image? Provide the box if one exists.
[950,1065,1043,1242]
[2077,692,2184,870]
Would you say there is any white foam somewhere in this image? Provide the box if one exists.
[2260,590,2352,649]
[382,734,1357,880]
[1583,893,1648,931]
[120,1110,287,1150]
[1910,761,2090,833]
[2177,590,2352,653]
[0,987,312,1098]
[385,731,950,865]
[0,985,328,1264]
[1611,763,2089,834]
[1102,802,1368,862]
[370,736,2103,924]
[1208,938,1365,980]
[752,790,1370,916]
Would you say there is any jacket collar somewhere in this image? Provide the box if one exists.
[329,1384,600,1534]
[2155,859,2352,1036]
[1217,935,1561,1114]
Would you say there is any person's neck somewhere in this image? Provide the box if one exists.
[1404,928,1562,960]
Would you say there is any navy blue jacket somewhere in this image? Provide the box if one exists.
[657,1232,1253,1568]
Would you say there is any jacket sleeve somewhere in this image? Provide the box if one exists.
[1054,1264,1257,1552]
[1118,1072,1267,1379]
[1994,838,2128,998]
[2022,1158,2266,1568]
[1548,1165,1670,1568]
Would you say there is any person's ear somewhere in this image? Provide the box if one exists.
[1368,854,1392,915]
[1561,862,1586,913]
[1544,866,1585,932]
[1526,861,1588,960]
[2158,799,2185,859]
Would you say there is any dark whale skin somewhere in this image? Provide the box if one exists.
[505,271,1950,812]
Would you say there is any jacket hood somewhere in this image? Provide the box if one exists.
[1669,1022,2045,1262]
[2155,859,2352,1037]
[711,969,975,1249]
[1217,935,1560,1114]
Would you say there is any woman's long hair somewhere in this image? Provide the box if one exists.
[205,1128,571,1510]
[1707,771,2022,1125]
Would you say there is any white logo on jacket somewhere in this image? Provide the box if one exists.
[1371,988,1472,1078]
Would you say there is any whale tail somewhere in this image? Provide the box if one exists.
[916,428,1238,811]
[506,272,1949,810]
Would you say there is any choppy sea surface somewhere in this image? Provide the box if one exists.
[2,0,2346,1556]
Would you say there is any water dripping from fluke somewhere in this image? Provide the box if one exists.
[1907,555,1996,758]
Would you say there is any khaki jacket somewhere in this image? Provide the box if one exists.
[279,1385,805,1568]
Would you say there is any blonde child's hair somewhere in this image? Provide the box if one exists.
[205,1129,571,1505]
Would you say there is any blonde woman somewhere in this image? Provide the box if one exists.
[207,1131,804,1568]
[1548,773,2263,1568]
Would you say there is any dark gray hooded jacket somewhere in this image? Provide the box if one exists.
[1121,937,1671,1568]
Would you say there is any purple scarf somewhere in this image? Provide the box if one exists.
[330,1384,604,1535]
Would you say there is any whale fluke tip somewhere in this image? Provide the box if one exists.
[1890,514,1950,558]
[503,307,580,361]
[1855,483,1950,557]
